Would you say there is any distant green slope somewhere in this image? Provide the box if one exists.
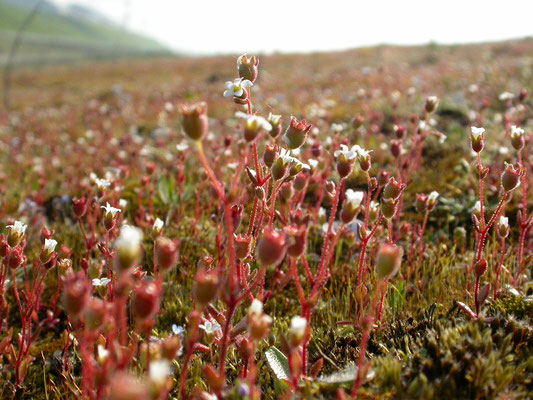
[0,2,171,55]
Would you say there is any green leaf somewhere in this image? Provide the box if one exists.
[157,176,170,205]
[264,346,290,381]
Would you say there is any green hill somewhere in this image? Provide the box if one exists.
[0,1,173,65]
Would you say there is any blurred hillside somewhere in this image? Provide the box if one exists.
[0,0,173,67]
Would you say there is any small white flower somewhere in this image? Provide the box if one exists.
[248,299,263,317]
[199,320,221,335]
[498,91,515,101]
[268,112,281,125]
[499,216,509,228]
[331,123,344,133]
[470,126,485,139]
[356,147,372,159]
[279,148,293,164]
[334,144,360,160]
[44,238,57,253]
[511,125,525,138]
[290,316,307,337]
[172,324,185,336]
[499,146,509,155]
[97,345,110,363]
[115,225,143,253]
[176,142,189,152]
[101,202,121,218]
[473,201,481,213]
[153,218,164,232]
[223,78,253,98]
[428,191,439,203]
[7,220,27,235]
[149,359,171,386]
[95,178,111,189]
[92,277,111,287]
[345,189,364,207]
[308,159,319,169]
[235,112,272,131]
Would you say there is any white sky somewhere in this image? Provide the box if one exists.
[52,0,533,54]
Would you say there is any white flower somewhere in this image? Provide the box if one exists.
[97,345,110,363]
[308,159,319,169]
[44,238,57,253]
[176,141,189,152]
[223,78,253,98]
[149,359,171,386]
[498,91,515,101]
[331,123,344,133]
[92,277,111,287]
[499,216,509,229]
[95,178,111,189]
[7,220,27,235]
[279,148,294,164]
[428,191,439,203]
[511,125,525,138]
[153,218,164,232]
[290,316,307,338]
[334,144,360,160]
[470,126,485,139]
[235,112,272,131]
[248,299,263,317]
[268,112,281,125]
[345,189,364,207]
[199,320,221,335]
[101,202,121,218]
[356,147,372,159]
[473,201,481,214]
[115,225,143,254]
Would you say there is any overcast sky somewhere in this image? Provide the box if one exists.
[52,0,533,54]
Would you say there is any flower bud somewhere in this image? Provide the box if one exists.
[237,55,259,83]
[336,154,355,178]
[114,226,143,273]
[426,191,439,211]
[518,88,529,103]
[271,156,289,181]
[375,244,403,280]
[40,238,58,264]
[155,237,178,272]
[282,117,312,150]
[510,125,525,151]
[415,194,428,213]
[381,198,397,220]
[181,102,208,141]
[161,335,183,360]
[151,218,164,238]
[289,316,307,347]
[267,113,282,138]
[497,216,509,238]
[280,182,294,201]
[311,142,322,158]
[470,126,485,153]
[62,271,90,316]
[0,235,8,257]
[390,140,402,158]
[133,280,160,321]
[293,171,308,191]
[425,96,439,113]
[351,114,364,130]
[256,227,287,266]
[83,297,108,331]
[377,170,390,187]
[6,220,27,247]
[501,163,521,192]
[231,204,244,231]
[394,124,406,139]
[72,197,87,218]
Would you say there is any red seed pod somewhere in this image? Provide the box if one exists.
[285,225,308,258]
[376,243,403,280]
[383,177,404,200]
[234,234,252,259]
[390,140,402,158]
[0,235,8,258]
[62,271,90,316]
[501,163,521,192]
[155,237,179,272]
[311,142,323,158]
[237,55,259,83]
[7,245,24,270]
[133,280,160,321]
[394,124,406,139]
[72,197,87,218]
[194,269,219,307]
[256,227,287,266]
[293,171,308,191]
[83,297,109,331]
[415,193,428,213]
[181,102,208,141]
[283,117,312,150]
[474,258,488,277]
[231,204,244,231]
[263,144,278,168]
